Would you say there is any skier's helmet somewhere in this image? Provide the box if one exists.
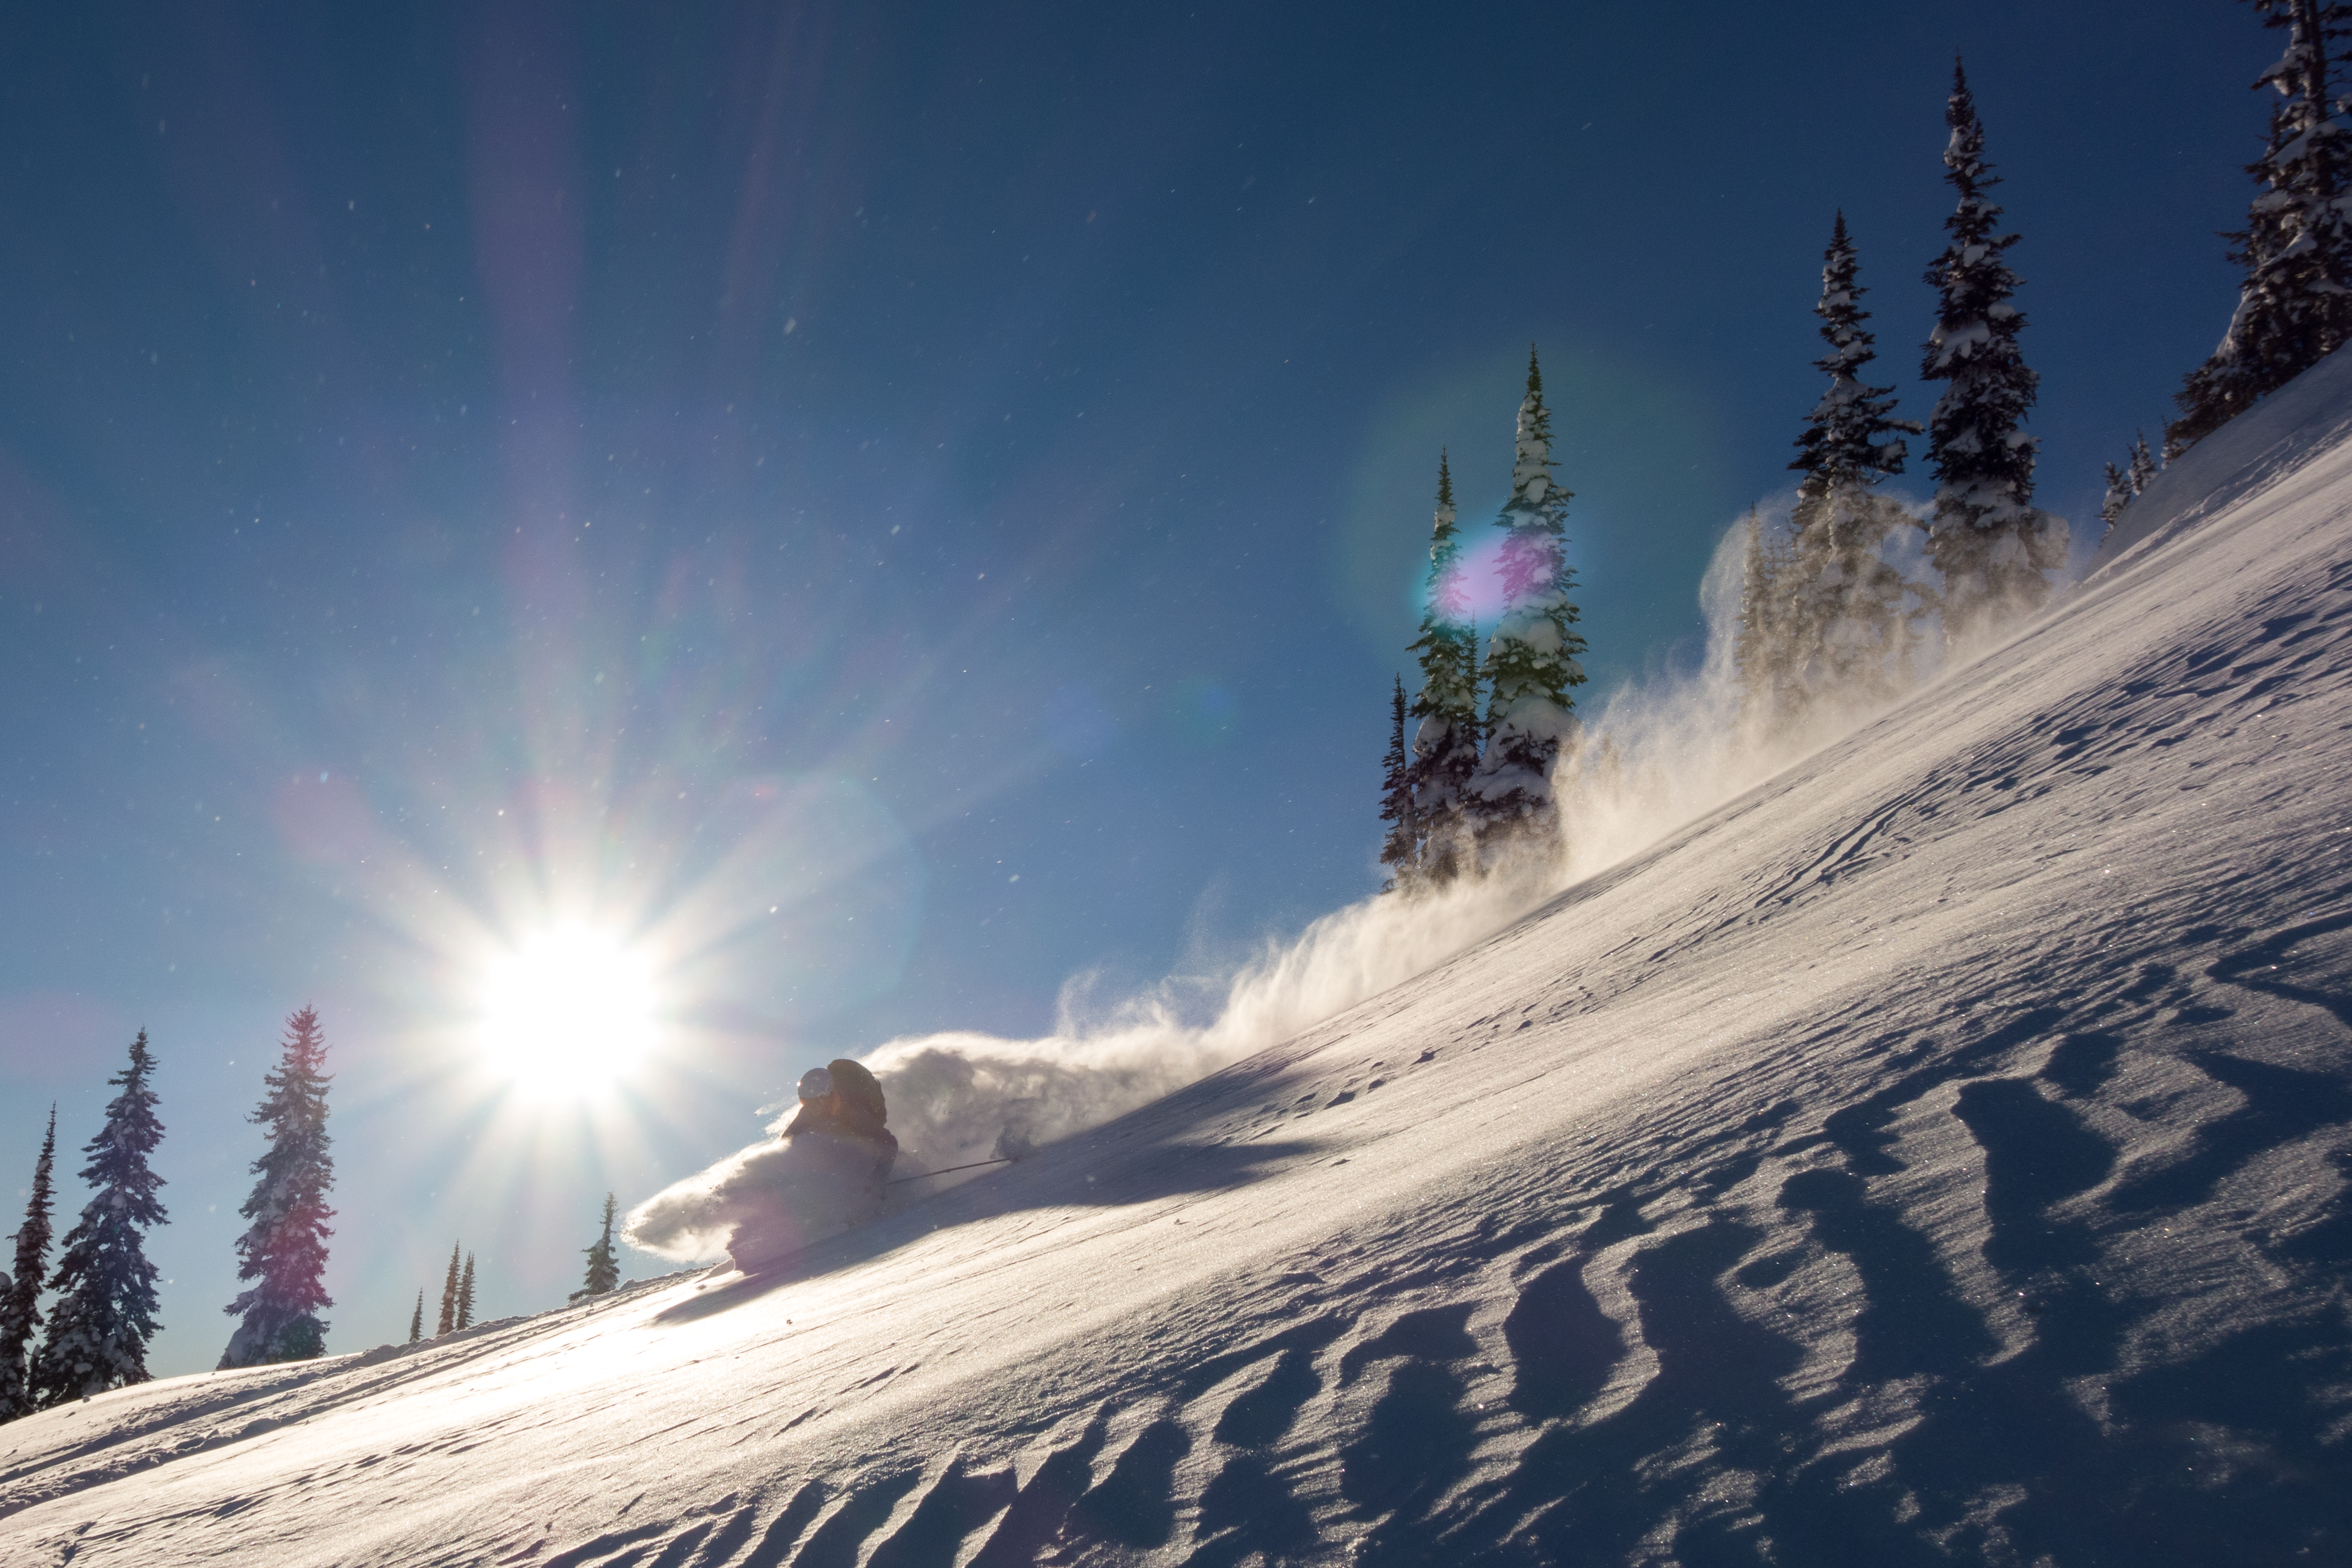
[796,1065,834,1102]
[825,1057,888,1125]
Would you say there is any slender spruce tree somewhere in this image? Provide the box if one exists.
[408,1290,423,1343]
[436,1243,461,1336]
[579,1193,620,1301]
[1404,451,1483,882]
[2173,2,2352,452]
[457,1253,476,1331]
[1470,350,1586,850]
[1377,676,1418,890]
[1921,60,2066,642]
[0,1107,57,1421]
[30,1032,168,1406]
[1793,214,1921,490]
[1788,213,1928,703]
[219,1007,336,1368]
[2100,462,2134,535]
[2101,433,2163,539]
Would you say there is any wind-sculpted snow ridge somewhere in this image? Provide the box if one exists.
[12,350,2352,1564]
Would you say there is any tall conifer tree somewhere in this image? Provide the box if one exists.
[436,1243,461,1336]
[457,1253,476,1331]
[408,1290,423,1343]
[579,1193,620,1301]
[1793,215,1920,491]
[0,1107,57,1421]
[1405,451,1483,882]
[1471,351,1586,847]
[219,1007,336,1368]
[1788,214,1927,702]
[30,1033,168,1406]
[1921,60,2066,641]
[2173,1,2352,451]
[1377,677,1418,890]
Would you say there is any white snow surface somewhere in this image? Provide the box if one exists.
[12,357,2352,1563]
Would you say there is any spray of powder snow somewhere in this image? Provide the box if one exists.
[621,1138,830,1264]
[627,508,1960,1262]
[1548,494,1944,875]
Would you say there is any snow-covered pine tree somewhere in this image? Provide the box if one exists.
[457,1253,475,1330]
[579,1193,619,1300]
[2100,462,2133,534]
[1921,60,2067,642]
[436,1243,460,1336]
[1377,676,1418,890]
[2172,1,2352,452]
[0,1107,57,1421]
[29,1033,168,1407]
[1793,214,1922,490]
[1405,451,1484,884]
[2100,432,2163,538]
[407,1290,422,1343]
[1787,214,1928,704]
[218,1006,336,1369]
[1471,351,1587,849]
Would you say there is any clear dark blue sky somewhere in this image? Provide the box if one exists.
[0,1,2266,1370]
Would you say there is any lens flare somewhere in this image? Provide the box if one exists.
[476,927,660,1099]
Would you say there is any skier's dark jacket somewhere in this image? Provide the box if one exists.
[783,1056,898,1177]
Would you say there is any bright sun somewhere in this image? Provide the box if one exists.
[476,927,660,1098]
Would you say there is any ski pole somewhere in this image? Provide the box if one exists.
[888,1157,1016,1185]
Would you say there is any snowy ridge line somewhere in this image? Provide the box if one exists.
[0,1271,696,1529]
[9,359,2352,1560]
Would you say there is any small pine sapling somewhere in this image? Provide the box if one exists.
[575,1193,620,1302]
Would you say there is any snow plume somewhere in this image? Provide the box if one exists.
[624,865,1563,1262]
[624,1141,794,1262]
[1551,505,1941,884]
[864,862,1560,1177]
[628,509,2009,1264]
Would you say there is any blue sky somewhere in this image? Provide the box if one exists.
[0,1,2270,1372]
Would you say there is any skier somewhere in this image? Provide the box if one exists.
[782,1059,898,1177]
[724,1058,899,1272]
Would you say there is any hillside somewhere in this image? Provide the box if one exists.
[8,352,2352,1566]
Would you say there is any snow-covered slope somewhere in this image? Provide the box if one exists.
[12,357,2352,1566]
